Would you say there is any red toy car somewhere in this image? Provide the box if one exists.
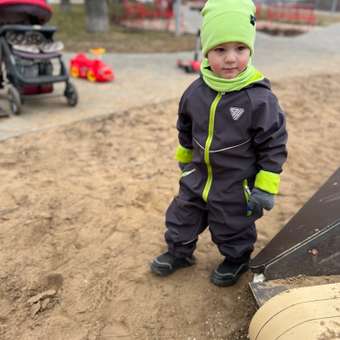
[70,52,114,82]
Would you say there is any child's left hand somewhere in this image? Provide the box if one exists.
[247,188,275,216]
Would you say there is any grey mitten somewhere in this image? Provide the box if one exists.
[247,188,275,216]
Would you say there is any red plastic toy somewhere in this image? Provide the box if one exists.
[70,49,114,82]
[177,59,200,74]
[177,30,201,74]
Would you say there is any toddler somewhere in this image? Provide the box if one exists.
[151,0,288,286]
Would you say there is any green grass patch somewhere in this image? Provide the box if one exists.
[49,4,196,53]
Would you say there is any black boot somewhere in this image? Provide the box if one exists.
[210,258,249,287]
[150,251,196,276]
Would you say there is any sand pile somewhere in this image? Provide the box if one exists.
[0,70,339,340]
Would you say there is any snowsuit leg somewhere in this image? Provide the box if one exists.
[165,183,208,258]
[207,184,259,261]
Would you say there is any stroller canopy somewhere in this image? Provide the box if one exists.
[0,0,52,25]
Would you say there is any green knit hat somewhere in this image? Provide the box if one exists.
[201,0,257,56]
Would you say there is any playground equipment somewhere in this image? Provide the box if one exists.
[120,0,173,21]
[248,167,340,339]
[70,48,114,83]
[117,0,173,31]
[177,30,201,74]
[256,3,317,26]
[249,282,340,340]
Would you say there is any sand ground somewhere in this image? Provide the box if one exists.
[0,26,340,340]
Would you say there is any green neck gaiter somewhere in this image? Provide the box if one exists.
[200,58,264,92]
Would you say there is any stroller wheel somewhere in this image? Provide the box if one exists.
[64,81,78,107]
[7,86,21,115]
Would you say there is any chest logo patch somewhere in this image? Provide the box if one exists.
[230,107,245,121]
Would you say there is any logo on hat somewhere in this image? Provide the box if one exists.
[230,107,245,120]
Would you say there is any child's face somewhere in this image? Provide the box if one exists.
[207,42,251,79]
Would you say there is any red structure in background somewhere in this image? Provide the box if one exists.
[256,3,316,26]
[121,0,173,21]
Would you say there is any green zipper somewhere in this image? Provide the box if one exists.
[202,92,223,202]
[243,179,252,217]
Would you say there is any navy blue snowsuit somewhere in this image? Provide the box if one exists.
[165,77,288,262]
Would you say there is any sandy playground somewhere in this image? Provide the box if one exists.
[0,26,340,340]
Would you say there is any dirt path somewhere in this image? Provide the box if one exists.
[2,24,340,141]
[1,26,340,340]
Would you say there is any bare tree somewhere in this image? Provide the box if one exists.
[84,0,110,33]
[60,0,71,12]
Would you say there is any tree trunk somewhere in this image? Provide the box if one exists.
[84,0,110,33]
[331,0,339,12]
[60,0,71,12]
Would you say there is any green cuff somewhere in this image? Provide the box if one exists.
[255,170,280,194]
[175,145,193,163]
